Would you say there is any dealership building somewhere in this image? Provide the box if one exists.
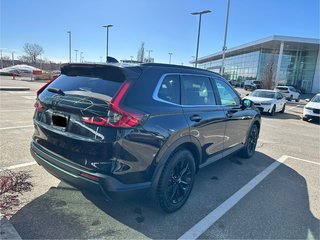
[193,35,320,93]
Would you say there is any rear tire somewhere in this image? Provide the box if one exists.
[157,149,196,213]
[280,104,286,113]
[240,124,259,158]
[302,117,308,121]
[295,97,300,102]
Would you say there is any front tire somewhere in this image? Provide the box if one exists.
[157,149,196,213]
[280,104,286,113]
[289,95,293,101]
[240,124,259,158]
[269,105,276,116]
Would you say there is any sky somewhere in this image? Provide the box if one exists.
[0,0,319,66]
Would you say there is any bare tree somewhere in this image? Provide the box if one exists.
[137,42,145,62]
[260,52,277,89]
[23,43,44,63]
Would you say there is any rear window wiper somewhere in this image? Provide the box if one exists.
[47,88,65,95]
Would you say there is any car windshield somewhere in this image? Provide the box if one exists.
[311,95,320,103]
[251,90,275,99]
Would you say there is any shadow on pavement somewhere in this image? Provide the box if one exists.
[262,112,301,120]
[10,152,319,239]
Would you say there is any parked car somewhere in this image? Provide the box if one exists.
[244,80,261,90]
[244,89,286,116]
[303,93,320,122]
[275,86,300,102]
[30,63,261,212]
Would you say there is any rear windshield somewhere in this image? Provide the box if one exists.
[42,64,141,99]
[46,75,122,98]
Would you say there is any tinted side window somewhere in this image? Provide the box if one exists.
[157,75,180,104]
[215,79,240,106]
[181,75,216,105]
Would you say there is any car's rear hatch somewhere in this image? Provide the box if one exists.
[33,64,142,172]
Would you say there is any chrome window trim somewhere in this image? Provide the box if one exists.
[152,73,221,108]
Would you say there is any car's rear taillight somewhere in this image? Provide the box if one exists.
[82,81,142,128]
[34,100,43,110]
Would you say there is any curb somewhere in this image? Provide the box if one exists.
[0,217,22,240]
[0,87,30,91]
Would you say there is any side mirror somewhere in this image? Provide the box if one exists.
[242,99,254,109]
[305,99,310,102]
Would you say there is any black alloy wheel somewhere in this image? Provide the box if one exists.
[240,124,259,158]
[157,149,196,213]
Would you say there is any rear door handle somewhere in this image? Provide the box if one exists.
[190,115,202,122]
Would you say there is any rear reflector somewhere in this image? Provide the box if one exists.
[80,172,99,181]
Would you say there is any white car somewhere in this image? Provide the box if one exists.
[275,86,300,102]
[244,89,286,116]
[303,93,320,122]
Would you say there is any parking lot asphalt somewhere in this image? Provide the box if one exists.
[1,76,319,239]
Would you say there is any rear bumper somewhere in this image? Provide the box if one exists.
[30,141,151,200]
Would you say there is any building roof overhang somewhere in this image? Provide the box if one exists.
[191,35,320,64]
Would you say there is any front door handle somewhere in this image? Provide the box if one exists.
[190,115,202,122]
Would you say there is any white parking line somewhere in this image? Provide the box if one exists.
[178,155,288,240]
[1,161,37,171]
[0,125,34,130]
[286,155,320,166]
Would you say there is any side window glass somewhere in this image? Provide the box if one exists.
[215,79,240,106]
[157,75,180,104]
[181,75,216,105]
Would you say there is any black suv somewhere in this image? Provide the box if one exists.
[31,63,260,212]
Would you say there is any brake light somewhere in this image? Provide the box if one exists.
[34,101,43,110]
[81,81,142,128]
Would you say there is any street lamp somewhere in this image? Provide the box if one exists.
[67,31,72,63]
[80,52,83,63]
[102,24,113,63]
[191,10,211,68]
[74,49,78,63]
[168,52,173,64]
[221,0,230,75]
[146,50,153,62]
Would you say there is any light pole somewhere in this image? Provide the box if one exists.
[12,51,14,66]
[80,52,83,63]
[102,24,113,63]
[168,52,173,64]
[67,31,72,63]
[191,10,211,68]
[0,49,3,69]
[146,50,153,62]
[221,0,230,75]
[74,49,78,62]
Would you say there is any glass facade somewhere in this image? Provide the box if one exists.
[198,41,319,93]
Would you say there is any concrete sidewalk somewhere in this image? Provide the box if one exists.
[0,217,22,240]
[0,86,30,91]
